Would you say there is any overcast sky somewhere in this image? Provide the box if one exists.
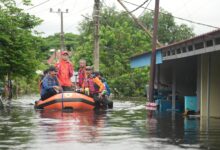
[20,0,220,37]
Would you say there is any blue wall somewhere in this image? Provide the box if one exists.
[130,50,163,68]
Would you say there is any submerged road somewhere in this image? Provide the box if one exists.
[0,95,220,150]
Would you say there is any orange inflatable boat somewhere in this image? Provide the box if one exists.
[34,92,113,110]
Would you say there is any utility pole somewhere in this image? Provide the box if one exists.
[50,8,68,52]
[93,0,100,71]
[149,0,160,102]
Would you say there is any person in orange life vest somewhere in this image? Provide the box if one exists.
[82,66,105,96]
[55,51,74,91]
[83,66,107,108]
[78,59,86,88]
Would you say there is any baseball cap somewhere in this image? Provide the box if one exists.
[61,51,69,55]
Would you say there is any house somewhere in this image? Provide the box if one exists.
[130,29,220,118]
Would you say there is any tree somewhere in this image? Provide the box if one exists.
[140,9,195,44]
[38,7,194,97]
[0,0,44,98]
[42,33,79,51]
[72,7,152,96]
[71,7,194,96]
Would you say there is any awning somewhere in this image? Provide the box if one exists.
[130,50,163,68]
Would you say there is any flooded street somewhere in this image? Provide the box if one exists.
[0,95,220,150]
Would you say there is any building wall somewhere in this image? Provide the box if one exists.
[159,57,197,97]
[200,54,209,117]
[210,52,220,117]
[200,51,220,117]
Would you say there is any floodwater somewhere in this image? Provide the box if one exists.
[0,95,220,150]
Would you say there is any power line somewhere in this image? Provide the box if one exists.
[50,8,69,51]
[26,0,50,11]
[129,0,149,14]
[139,0,152,17]
[26,0,62,14]
[122,0,219,29]
[64,5,93,19]
[64,6,94,31]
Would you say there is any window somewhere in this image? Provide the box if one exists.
[206,40,213,47]
[171,49,175,55]
[182,47,187,53]
[177,48,181,54]
[215,37,220,45]
[195,42,204,50]
[188,45,193,51]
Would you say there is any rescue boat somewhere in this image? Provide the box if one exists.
[34,92,113,110]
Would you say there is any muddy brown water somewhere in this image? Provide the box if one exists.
[0,95,220,150]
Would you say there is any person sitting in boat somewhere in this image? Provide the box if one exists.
[55,51,74,91]
[78,59,86,88]
[82,66,108,108]
[93,71,111,97]
[41,66,62,100]
[38,69,49,93]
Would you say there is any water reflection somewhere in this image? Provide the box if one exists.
[0,96,220,150]
[0,107,34,150]
[37,110,107,143]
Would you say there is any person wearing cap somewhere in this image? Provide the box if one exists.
[40,66,62,100]
[93,71,111,97]
[82,66,107,108]
[78,59,86,88]
[55,51,74,91]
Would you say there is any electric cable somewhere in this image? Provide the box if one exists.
[121,0,219,29]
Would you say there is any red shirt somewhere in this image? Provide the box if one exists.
[55,60,73,87]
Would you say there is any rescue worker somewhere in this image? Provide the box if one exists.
[55,51,74,91]
[82,66,107,108]
[93,71,111,97]
[78,59,86,88]
[41,66,62,100]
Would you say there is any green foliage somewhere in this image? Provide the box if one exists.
[41,33,80,62]
[140,9,195,44]
[42,33,79,51]
[71,7,194,96]
[72,7,152,96]
[0,0,44,95]
[0,3,195,97]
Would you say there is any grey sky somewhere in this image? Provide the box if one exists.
[21,0,220,37]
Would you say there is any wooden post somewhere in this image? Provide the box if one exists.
[50,8,69,52]
[172,67,176,110]
[93,0,100,71]
[148,0,160,102]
